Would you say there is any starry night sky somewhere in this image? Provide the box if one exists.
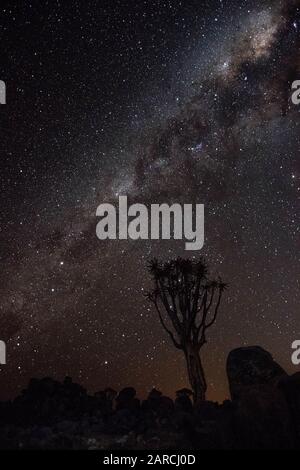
[0,0,299,402]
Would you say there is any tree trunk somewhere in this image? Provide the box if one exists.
[184,344,207,405]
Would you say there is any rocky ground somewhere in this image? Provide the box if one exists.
[0,346,299,449]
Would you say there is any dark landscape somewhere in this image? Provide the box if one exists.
[0,346,299,450]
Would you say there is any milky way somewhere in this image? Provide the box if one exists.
[0,0,299,401]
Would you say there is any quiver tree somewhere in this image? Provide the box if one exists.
[147,257,227,404]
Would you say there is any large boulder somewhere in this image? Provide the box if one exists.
[278,372,300,409]
[227,346,287,401]
[234,384,293,449]
[278,372,300,443]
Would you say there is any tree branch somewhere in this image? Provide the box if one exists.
[152,298,182,349]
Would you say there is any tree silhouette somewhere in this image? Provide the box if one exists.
[147,257,227,404]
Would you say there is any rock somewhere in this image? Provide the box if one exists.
[12,376,90,425]
[148,388,162,399]
[56,420,78,434]
[233,384,294,449]
[142,389,174,417]
[110,408,138,433]
[30,426,53,441]
[196,401,219,420]
[175,395,193,413]
[176,388,193,397]
[278,372,300,442]
[104,387,117,399]
[86,437,99,450]
[116,387,140,412]
[117,387,136,402]
[278,371,300,409]
[175,389,193,413]
[1,360,298,450]
[94,390,114,414]
[227,346,287,401]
